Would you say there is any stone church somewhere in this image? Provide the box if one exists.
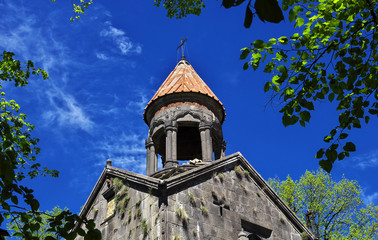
[77,56,314,240]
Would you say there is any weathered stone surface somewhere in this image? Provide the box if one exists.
[76,153,314,240]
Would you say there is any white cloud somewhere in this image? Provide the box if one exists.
[351,150,378,170]
[101,107,119,115]
[101,24,125,37]
[0,2,98,133]
[96,132,146,174]
[1,0,147,173]
[96,52,109,60]
[100,21,142,56]
[125,92,149,113]
[149,76,157,84]
[43,87,94,132]
[0,3,71,74]
[362,190,378,205]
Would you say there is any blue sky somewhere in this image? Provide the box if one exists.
[1,0,378,219]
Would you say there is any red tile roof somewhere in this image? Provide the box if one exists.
[146,57,223,108]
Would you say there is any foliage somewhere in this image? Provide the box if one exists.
[113,178,130,216]
[141,218,149,236]
[154,0,378,172]
[217,172,224,182]
[7,206,64,239]
[240,0,378,172]
[172,233,181,240]
[269,169,378,239]
[50,0,93,22]
[188,193,195,206]
[154,0,283,27]
[234,165,243,178]
[175,207,189,224]
[0,51,101,239]
[200,206,208,216]
[154,0,205,19]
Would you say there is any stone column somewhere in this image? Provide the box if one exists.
[145,138,156,175]
[200,122,213,162]
[165,121,178,168]
[206,127,213,161]
[153,146,158,173]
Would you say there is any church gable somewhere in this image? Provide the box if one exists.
[76,55,314,240]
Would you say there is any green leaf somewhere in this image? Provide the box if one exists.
[330,129,336,136]
[277,65,287,73]
[290,33,300,40]
[299,99,314,110]
[295,17,304,27]
[269,38,277,44]
[77,228,86,236]
[272,85,280,92]
[282,115,299,127]
[289,9,296,22]
[338,152,346,160]
[244,2,253,28]
[240,49,250,60]
[339,133,348,139]
[324,136,333,142]
[253,39,265,48]
[86,220,95,230]
[11,195,18,205]
[319,160,333,173]
[343,142,356,152]
[222,0,246,8]
[0,229,10,237]
[264,62,275,73]
[30,199,40,211]
[264,82,272,92]
[325,149,337,162]
[254,0,284,23]
[365,115,370,124]
[243,62,249,70]
[84,229,101,240]
[278,36,288,45]
[328,93,335,102]
[299,111,311,122]
[285,87,294,96]
[316,148,325,159]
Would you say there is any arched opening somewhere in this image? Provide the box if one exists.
[177,123,202,161]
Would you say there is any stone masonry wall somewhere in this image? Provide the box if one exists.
[77,162,307,240]
[77,180,161,240]
[164,164,303,240]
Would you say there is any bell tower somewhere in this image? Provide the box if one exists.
[143,56,226,175]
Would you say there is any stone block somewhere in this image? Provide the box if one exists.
[192,188,202,199]
[208,212,224,228]
[223,218,233,232]
[177,192,189,205]
[207,203,219,216]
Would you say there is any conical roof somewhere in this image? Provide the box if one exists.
[147,57,223,105]
[143,57,225,124]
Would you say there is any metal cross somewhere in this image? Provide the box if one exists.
[177,38,188,57]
